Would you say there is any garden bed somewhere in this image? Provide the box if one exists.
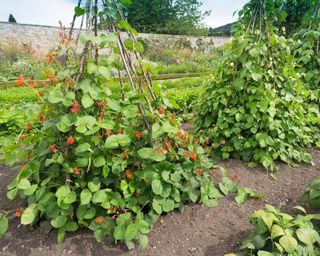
[1,149,319,256]
[0,72,210,90]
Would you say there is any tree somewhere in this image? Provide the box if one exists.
[127,0,210,35]
[208,22,236,37]
[282,0,313,34]
[126,0,174,33]
[8,14,17,23]
[206,1,317,37]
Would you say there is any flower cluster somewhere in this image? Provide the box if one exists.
[70,101,81,113]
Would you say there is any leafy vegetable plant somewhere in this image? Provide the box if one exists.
[231,205,320,256]
[301,178,320,208]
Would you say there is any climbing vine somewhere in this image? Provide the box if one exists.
[293,0,320,102]
[0,0,249,249]
[195,0,320,170]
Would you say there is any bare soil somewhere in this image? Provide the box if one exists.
[1,150,319,256]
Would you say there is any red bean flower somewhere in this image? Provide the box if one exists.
[15,208,22,217]
[158,106,165,115]
[196,168,202,176]
[158,147,164,154]
[71,107,80,113]
[105,129,113,137]
[48,52,54,63]
[49,76,57,84]
[70,101,81,113]
[134,131,142,140]
[73,167,80,175]
[231,174,240,183]
[48,145,58,154]
[95,217,105,224]
[39,114,46,123]
[71,101,79,107]
[189,151,197,161]
[25,124,32,131]
[15,76,25,86]
[126,170,133,180]
[67,136,75,145]
[121,149,129,159]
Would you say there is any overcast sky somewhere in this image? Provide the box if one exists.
[0,0,248,29]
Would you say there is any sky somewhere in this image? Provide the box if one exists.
[0,0,249,29]
[202,0,248,28]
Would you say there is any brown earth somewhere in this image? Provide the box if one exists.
[1,150,319,256]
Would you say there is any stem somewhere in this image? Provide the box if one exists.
[263,1,277,88]
[118,69,125,100]
[251,1,259,34]
[246,1,259,34]
[74,40,92,88]
[116,31,154,113]
[259,1,262,41]
[94,0,99,64]
[70,0,155,147]
[75,11,85,46]
[113,27,153,146]
[0,198,19,212]
[112,0,157,101]
[69,0,82,40]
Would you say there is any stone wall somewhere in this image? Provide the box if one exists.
[0,21,229,58]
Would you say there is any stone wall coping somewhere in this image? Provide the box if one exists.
[0,21,229,40]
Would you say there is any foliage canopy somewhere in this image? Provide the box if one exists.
[126,0,210,35]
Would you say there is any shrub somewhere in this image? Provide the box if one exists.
[0,41,34,63]
[8,14,17,23]
[12,60,33,76]
[0,41,50,79]
[175,37,193,49]
[147,49,180,64]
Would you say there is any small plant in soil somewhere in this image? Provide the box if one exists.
[228,205,320,256]
[301,178,320,208]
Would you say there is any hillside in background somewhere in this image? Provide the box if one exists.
[208,22,236,37]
